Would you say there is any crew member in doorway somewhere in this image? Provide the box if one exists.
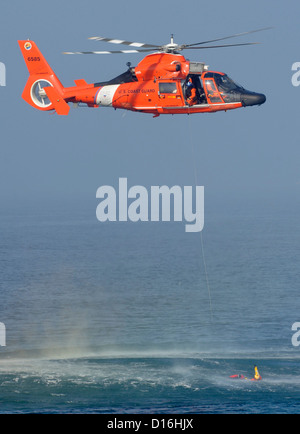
[186,78,198,106]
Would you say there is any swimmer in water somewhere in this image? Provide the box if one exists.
[230,366,262,381]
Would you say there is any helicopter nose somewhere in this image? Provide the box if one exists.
[241,91,266,107]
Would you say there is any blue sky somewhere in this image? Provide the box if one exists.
[0,0,299,215]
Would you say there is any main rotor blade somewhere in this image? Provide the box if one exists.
[88,36,159,49]
[63,48,156,55]
[183,27,272,48]
[183,42,260,50]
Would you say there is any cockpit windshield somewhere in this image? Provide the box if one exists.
[214,74,243,92]
[204,72,244,92]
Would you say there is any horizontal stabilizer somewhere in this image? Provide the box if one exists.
[74,79,88,87]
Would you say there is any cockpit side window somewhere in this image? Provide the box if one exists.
[205,79,217,94]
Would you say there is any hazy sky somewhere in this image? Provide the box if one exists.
[0,0,299,215]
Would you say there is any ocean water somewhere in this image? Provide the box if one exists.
[0,202,300,414]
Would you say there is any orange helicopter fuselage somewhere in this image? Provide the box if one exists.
[64,52,242,116]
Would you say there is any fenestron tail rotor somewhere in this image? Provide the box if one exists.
[63,27,272,55]
[31,80,52,108]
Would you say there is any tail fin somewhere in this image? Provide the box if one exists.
[18,40,70,115]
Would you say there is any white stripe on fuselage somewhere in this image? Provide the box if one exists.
[96,85,120,107]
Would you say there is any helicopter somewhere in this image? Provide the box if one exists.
[18,29,268,117]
